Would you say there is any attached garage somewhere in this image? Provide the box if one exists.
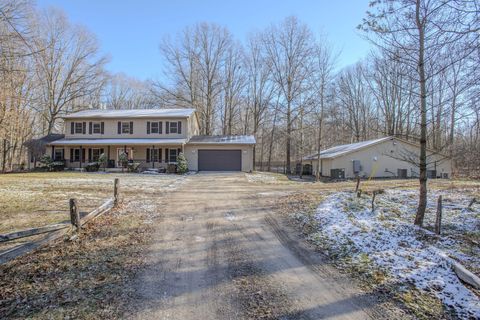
[185,135,256,172]
[198,150,241,171]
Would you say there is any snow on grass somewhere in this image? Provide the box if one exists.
[246,172,281,183]
[309,190,480,319]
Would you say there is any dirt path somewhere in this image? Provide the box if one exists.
[131,173,399,319]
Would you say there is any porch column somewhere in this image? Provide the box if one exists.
[79,146,83,169]
[152,145,155,168]
[107,146,110,168]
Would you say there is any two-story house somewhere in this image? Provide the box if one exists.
[30,108,255,172]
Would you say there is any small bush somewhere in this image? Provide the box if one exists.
[127,162,141,173]
[50,161,65,172]
[177,152,188,174]
[85,162,100,172]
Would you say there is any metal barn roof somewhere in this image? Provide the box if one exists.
[63,108,196,119]
[188,135,256,145]
[305,137,393,160]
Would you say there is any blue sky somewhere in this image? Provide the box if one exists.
[36,0,372,81]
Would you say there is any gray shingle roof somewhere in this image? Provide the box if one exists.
[63,108,196,119]
[304,137,392,160]
[188,135,256,145]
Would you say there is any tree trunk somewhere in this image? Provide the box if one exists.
[415,0,428,227]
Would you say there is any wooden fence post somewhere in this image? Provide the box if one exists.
[355,175,361,193]
[435,195,442,235]
[371,191,377,212]
[69,198,81,231]
[114,178,119,206]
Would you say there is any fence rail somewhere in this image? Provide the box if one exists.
[0,178,120,265]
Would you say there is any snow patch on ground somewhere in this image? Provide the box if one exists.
[246,172,279,183]
[309,190,480,319]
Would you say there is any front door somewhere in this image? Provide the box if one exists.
[117,148,133,167]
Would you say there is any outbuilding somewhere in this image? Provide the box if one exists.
[304,137,452,179]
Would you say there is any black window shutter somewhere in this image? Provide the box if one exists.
[117,122,121,134]
[70,148,73,161]
[178,121,182,134]
[146,148,150,162]
[130,121,133,134]
[177,148,181,155]
[166,121,170,134]
[100,148,104,155]
[88,149,92,162]
[159,121,163,134]
[159,149,162,162]
[101,122,104,134]
[81,148,86,162]
[147,122,150,134]
[70,122,74,134]
[165,148,169,162]
[82,122,86,134]
[89,122,92,134]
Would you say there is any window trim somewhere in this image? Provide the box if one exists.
[54,149,64,161]
[169,122,178,134]
[74,123,83,134]
[72,149,81,162]
[151,122,159,134]
[92,122,102,134]
[91,148,101,162]
[169,148,178,163]
[121,122,131,134]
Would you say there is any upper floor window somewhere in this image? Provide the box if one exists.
[118,121,133,134]
[151,122,159,133]
[169,122,178,134]
[93,122,102,134]
[75,123,83,134]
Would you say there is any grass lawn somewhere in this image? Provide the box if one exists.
[0,172,181,234]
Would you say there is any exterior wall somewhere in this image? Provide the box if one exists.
[49,145,182,170]
[64,117,191,140]
[184,144,254,172]
[309,139,452,179]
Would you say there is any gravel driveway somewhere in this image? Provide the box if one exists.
[130,172,400,320]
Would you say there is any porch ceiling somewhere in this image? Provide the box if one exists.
[48,138,187,146]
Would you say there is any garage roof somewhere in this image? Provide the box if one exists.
[48,138,187,146]
[188,135,256,145]
[304,137,393,160]
[63,108,196,119]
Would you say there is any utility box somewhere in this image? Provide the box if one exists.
[397,169,408,178]
[331,168,345,179]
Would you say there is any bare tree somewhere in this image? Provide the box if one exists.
[32,8,108,134]
[262,16,317,174]
[361,0,480,226]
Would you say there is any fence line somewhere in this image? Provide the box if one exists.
[0,178,119,265]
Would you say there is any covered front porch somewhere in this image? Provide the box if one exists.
[48,138,186,171]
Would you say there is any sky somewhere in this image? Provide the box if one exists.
[36,0,372,81]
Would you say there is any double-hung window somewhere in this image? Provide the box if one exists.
[151,122,159,134]
[75,123,83,134]
[92,122,102,134]
[91,148,101,162]
[54,149,64,161]
[151,149,159,162]
[169,122,178,134]
[169,149,178,163]
[72,149,81,162]
[121,122,131,134]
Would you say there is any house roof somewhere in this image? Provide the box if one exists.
[304,137,393,160]
[188,135,256,145]
[49,138,187,146]
[63,108,196,119]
